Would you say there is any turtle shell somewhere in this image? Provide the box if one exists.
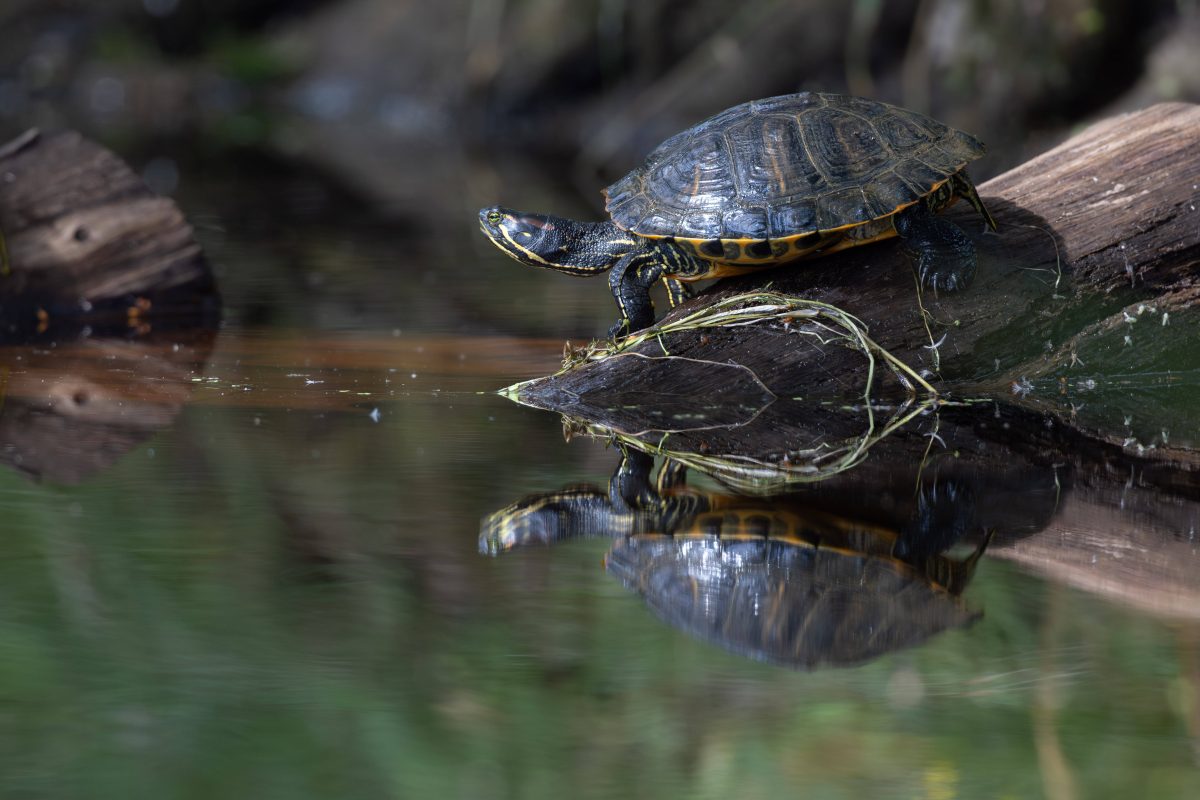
[603,511,982,669]
[603,92,986,264]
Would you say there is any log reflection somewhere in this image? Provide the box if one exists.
[0,331,215,483]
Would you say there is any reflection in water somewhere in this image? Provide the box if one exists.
[0,330,216,483]
[501,373,1200,624]
[483,448,990,669]
[554,399,935,495]
[0,324,1194,795]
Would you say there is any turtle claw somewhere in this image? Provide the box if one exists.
[919,251,977,293]
[607,318,630,341]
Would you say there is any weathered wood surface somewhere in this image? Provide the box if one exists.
[0,129,217,337]
[513,103,1200,457]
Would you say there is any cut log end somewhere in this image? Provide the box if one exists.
[0,129,219,338]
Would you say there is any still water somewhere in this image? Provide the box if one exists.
[0,166,1198,799]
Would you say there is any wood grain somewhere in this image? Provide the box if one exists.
[0,129,217,333]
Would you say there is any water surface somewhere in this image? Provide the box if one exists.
[0,166,1197,800]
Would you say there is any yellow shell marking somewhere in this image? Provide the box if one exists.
[639,177,962,271]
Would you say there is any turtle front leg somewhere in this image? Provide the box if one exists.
[607,252,664,337]
[893,204,978,292]
[608,446,658,511]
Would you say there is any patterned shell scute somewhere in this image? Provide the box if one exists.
[605,92,986,241]
[647,133,732,212]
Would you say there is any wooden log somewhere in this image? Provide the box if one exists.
[510,103,1200,456]
[0,129,218,338]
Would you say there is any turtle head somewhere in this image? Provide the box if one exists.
[479,206,573,269]
[479,488,619,556]
[478,499,561,556]
[479,494,581,556]
[478,206,634,275]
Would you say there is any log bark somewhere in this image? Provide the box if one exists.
[0,129,218,338]
[510,103,1200,458]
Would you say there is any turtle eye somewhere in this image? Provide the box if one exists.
[487,211,503,225]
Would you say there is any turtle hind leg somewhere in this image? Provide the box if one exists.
[894,203,978,292]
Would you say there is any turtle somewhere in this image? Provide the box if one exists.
[479,92,997,337]
[480,449,990,669]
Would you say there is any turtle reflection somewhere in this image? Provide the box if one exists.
[482,449,990,670]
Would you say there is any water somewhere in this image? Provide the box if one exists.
[0,164,1197,800]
